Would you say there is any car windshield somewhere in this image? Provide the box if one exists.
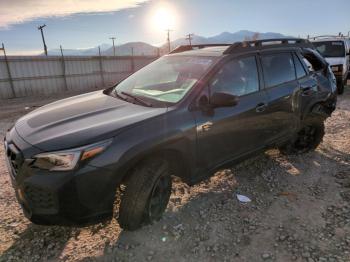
[313,41,345,57]
[113,56,215,105]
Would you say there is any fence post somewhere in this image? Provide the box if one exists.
[60,45,68,91]
[1,43,16,98]
[98,46,105,87]
[131,47,135,73]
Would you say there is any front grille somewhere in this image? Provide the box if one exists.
[24,185,56,209]
[5,141,24,176]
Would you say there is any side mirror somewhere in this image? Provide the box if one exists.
[103,86,114,95]
[210,92,239,108]
[103,82,121,95]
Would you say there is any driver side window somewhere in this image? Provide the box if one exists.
[209,56,259,96]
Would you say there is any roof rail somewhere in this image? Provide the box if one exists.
[169,44,229,54]
[223,38,313,54]
[310,35,348,40]
[169,38,313,55]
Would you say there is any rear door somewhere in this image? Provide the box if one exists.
[259,52,299,141]
[193,55,271,172]
[296,50,333,117]
[293,52,319,117]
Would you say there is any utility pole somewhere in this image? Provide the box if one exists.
[186,33,194,46]
[1,43,15,98]
[38,24,48,56]
[166,29,173,53]
[98,46,105,87]
[60,45,68,91]
[109,37,116,56]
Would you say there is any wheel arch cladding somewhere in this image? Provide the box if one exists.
[117,138,194,186]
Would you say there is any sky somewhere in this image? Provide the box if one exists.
[0,0,349,55]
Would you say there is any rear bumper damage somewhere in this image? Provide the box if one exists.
[311,97,337,118]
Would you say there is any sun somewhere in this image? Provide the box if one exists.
[151,5,177,31]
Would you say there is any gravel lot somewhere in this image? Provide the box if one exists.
[0,89,349,262]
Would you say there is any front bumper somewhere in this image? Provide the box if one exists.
[4,129,119,226]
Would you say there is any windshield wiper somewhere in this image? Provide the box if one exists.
[113,90,128,102]
[120,91,153,107]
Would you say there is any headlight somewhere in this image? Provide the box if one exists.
[33,139,112,171]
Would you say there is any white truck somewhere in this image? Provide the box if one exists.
[311,36,350,94]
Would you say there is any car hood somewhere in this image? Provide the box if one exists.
[15,91,167,151]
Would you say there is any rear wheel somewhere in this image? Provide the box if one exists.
[279,119,325,155]
[117,157,172,231]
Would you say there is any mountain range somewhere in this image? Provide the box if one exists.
[45,30,291,56]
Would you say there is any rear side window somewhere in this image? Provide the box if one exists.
[302,50,327,72]
[293,54,307,78]
[209,56,259,96]
[261,53,296,88]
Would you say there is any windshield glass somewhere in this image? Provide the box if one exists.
[313,41,345,57]
[114,56,215,105]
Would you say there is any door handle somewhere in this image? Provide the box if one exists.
[255,103,267,113]
[199,121,213,132]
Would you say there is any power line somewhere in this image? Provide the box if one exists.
[38,24,48,56]
[186,33,194,46]
[109,37,116,56]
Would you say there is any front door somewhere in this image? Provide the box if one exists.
[193,55,270,172]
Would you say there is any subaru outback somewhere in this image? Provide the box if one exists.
[4,38,337,230]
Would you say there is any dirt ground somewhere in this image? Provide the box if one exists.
[0,88,349,262]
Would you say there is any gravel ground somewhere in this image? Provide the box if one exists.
[0,89,349,262]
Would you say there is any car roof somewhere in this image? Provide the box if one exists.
[170,46,300,57]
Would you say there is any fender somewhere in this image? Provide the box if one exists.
[88,108,197,185]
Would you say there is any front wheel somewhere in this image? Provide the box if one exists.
[279,119,325,155]
[117,157,172,231]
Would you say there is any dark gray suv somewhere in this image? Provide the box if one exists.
[4,38,337,230]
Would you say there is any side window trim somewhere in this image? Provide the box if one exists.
[256,53,265,91]
[294,52,310,75]
[292,52,308,79]
[256,53,267,90]
[207,54,261,97]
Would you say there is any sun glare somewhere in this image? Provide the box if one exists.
[151,6,177,31]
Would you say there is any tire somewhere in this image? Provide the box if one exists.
[337,79,344,95]
[279,119,325,155]
[117,157,172,231]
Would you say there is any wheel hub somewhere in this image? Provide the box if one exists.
[148,175,171,221]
